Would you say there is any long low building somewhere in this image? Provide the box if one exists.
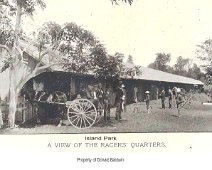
[18,37,203,85]
[120,62,203,103]
[124,62,203,85]
[0,38,205,124]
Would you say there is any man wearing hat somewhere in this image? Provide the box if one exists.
[95,83,104,115]
[121,84,126,113]
[144,91,150,114]
[176,88,184,117]
[103,85,111,121]
[160,87,166,109]
[168,87,173,109]
[115,81,125,120]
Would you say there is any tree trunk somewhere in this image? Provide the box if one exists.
[7,3,22,128]
[14,3,21,48]
[8,67,17,128]
[0,108,3,128]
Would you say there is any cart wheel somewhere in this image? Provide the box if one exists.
[67,99,98,129]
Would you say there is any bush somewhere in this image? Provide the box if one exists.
[204,85,212,101]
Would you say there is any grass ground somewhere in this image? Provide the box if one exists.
[0,93,212,134]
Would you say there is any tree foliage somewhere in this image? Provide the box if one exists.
[127,55,134,64]
[0,0,46,127]
[38,21,102,73]
[173,56,191,76]
[18,0,46,15]
[0,0,46,71]
[0,5,14,72]
[0,0,138,127]
[148,53,171,72]
[0,5,13,46]
[196,39,212,85]
[38,21,140,79]
[196,39,212,66]
[147,53,203,81]
[187,63,204,80]
[111,0,133,5]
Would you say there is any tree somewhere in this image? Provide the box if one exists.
[173,56,191,76]
[205,67,212,84]
[0,0,46,128]
[196,39,212,66]
[187,63,204,80]
[148,53,171,72]
[90,51,124,79]
[0,0,138,128]
[37,21,62,46]
[38,21,116,76]
[170,56,203,80]
[38,22,140,79]
[196,39,212,85]
[203,66,212,100]
[196,39,212,94]
[127,55,134,64]
[0,3,13,47]
[111,0,133,5]
[39,22,100,73]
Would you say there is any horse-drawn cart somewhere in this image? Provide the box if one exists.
[33,91,102,129]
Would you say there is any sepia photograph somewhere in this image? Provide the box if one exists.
[0,0,212,134]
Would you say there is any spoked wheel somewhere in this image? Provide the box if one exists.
[67,99,98,129]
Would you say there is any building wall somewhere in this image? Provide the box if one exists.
[1,51,204,125]
[20,71,204,124]
[15,95,34,124]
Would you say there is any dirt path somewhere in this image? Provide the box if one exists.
[0,98,212,134]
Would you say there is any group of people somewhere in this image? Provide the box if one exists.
[76,83,111,121]
[144,87,185,117]
[76,81,126,121]
[80,83,187,120]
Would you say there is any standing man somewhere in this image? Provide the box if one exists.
[168,88,173,109]
[86,84,99,112]
[144,91,150,114]
[176,88,184,117]
[115,81,124,120]
[96,83,104,107]
[172,87,177,99]
[103,85,111,121]
[86,85,94,100]
[93,84,100,111]
[134,86,138,103]
[121,84,127,113]
[172,87,177,107]
[95,83,104,115]
[160,88,166,109]
[79,85,87,99]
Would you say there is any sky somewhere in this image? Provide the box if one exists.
[22,0,212,67]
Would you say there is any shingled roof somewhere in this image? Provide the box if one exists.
[19,37,204,86]
[124,62,204,85]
